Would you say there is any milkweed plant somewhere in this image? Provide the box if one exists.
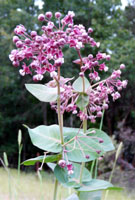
[9,11,127,200]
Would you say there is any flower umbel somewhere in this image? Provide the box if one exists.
[9,11,127,122]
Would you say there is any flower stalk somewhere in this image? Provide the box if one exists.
[53,66,64,200]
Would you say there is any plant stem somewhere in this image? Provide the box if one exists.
[79,162,85,184]
[57,66,64,145]
[78,119,87,197]
[99,109,105,130]
[93,109,105,179]
[18,145,22,180]
[94,159,98,179]
[53,179,58,200]
[90,160,95,177]
[53,66,64,200]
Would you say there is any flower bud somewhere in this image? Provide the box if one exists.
[55,12,61,19]
[79,72,84,77]
[16,41,23,48]
[106,55,111,61]
[88,54,93,59]
[35,36,43,43]
[13,36,19,43]
[85,155,90,159]
[96,150,101,154]
[122,80,128,88]
[88,28,93,33]
[45,11,52,19]
[97,111,102,117]
[98,156,103,161]
[102,103,108,110]
[38,14,45,21]
[99,139,104,143]
[31,31,37,37]
[25,38,31,44]
[120,64,125,69]
[58,160,66,168]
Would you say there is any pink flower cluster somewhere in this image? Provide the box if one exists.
[9,11,127,122]
[49,67,127,122]
[9,11,99,81]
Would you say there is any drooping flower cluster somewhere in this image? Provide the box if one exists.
[9,11,127,122]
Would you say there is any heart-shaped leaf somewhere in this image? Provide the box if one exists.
[72,77,90,92]
[27,125,62,153]
[63,127,115,162]
[25,84,63,102]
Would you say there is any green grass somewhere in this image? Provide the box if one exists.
[0,167,134,200]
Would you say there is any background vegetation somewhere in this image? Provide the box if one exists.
[0,0,135,194]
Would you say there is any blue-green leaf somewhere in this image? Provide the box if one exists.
[54,165,68,184]
[54,163,91,188]
[72,77,90,92]
[76,93,89,110]
[79,191,102,200]
[27,125,62,153]
[77,179,113,192]
[25,84,61,102]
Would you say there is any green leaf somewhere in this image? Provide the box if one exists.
[71,163,92,183]
[25,84,62,102]
[72,77,90,92]
[65,135,105,162]
[27,125,62,153]
[77,179,113,192]
[54,164,68,184]
[63,127,114,162]
[66,194,79,200]
[76,93,89,110]
[22,154,61,166]
[89,128,115,152]
[79,191,102,200]
[54,163,91,188]
[47,163,56,171]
